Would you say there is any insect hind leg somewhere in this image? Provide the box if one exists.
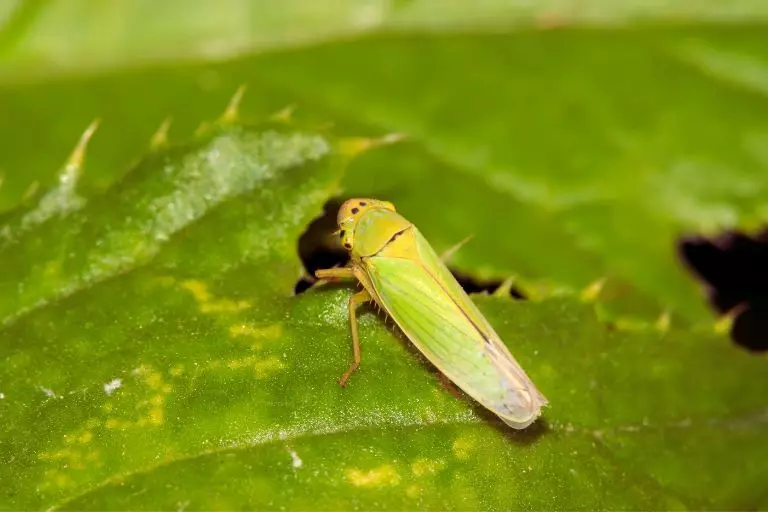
[339,289,372,387]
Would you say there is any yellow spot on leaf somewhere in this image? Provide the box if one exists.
[229,322,283,341]
[406,484,421,498]
[452,437,475,460]
[103,365,172,430]
[105,418,126,430]
[78,431,93,444]
[54,473,73,489]
[227,356,253,370]
[38,444,98,492]
[346,465,401,488]
[143,396,165,426]
[253,356,284,378]
[182,279,250,314]
[44,260,62,279]
[170,364,185,376]
[145,369,164,390]
[224,355,285,378]
[39,445,94,472]
[411,458,445,477]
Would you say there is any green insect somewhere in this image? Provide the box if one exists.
[315,198,548,429]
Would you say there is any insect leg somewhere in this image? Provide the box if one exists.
[315,267,355,282]
[339,289,372,387]
[437,372,462,400]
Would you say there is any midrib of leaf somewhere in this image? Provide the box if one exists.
[3,271,765,509]
[50,398,768,510]
[49,414,483,510]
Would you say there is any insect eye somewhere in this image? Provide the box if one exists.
[339,230,345,238]
[351,208,359,214]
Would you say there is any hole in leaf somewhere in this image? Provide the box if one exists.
[295,199,349,295]
[679,229,768,353]
[295,198,525,300]
[731,300,768,352]
[451,269,526,300]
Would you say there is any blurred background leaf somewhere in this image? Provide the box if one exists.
[1,1,767,510]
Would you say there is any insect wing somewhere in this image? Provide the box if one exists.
[362,229,545,427]
[411,228,548,411]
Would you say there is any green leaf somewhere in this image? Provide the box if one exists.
[2,2,767,510]
[3,21,768,321]
[1,118,766,510]
[5,0,768,81]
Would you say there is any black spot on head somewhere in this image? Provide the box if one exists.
[360,201,367,206]
[351,207,359,214]
[339,230,345,238]
[344,242,352,249]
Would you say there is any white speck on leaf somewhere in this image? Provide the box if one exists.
[289,448,303,469]
[0,392,5,399]
[103,378,122,395]
[40,387,57,398]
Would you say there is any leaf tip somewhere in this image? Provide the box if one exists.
[714,309,738,335]
[22,180,40,202]
[219,84,248,124]
[62,118,101,187]
[440,234,474,263]
[194,120,214,138]
[579,277,606,303]
[149,117,173,151]
[493,276,517,298]
[337,132,407,159]
[270,104,297,123]
[613,316,651,331]
[655,310,671,332]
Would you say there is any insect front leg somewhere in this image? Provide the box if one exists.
[315,267,355,282]
[339,289,372,388]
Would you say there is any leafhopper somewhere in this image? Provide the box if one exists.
[315,198,548,429]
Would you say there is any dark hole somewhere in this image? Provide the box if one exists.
[732,299,768,352]
[679,229,768,352]
[295,198,526,300]
[294,199,349,295]
[451,269,526,300]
